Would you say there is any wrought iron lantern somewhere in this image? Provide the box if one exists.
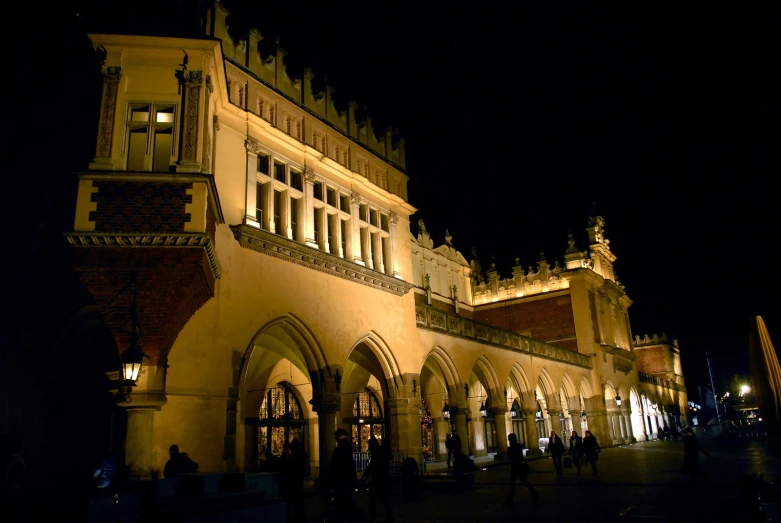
[480,402,488,418]
[615,395,622,407]
[442,401,451,420]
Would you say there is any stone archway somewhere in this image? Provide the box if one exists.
[421,347,465,463]
[238,314,328,475]
[468,356,504,457]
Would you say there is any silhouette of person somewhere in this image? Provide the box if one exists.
[163,444,198,478]
[286,439,307,523]
[503,433,539,505]
[365,436,394,523]
[329,428,356,522]
[583,430,601,476]
[682,427,710,483]
[547,431,566,476]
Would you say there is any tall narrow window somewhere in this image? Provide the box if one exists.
[314,182,324,201]
[257,154,269,175]
[314,208,323,246]
[273,190,282,235]
[256,182,266,225]
[274,162,286,183]
[326,188,337,208]
[359,204,368,222]
[327,214,335,254]
[126,103,176,171]
[290,170,303,191]
[340,219,347,258]
[290,197,299,241]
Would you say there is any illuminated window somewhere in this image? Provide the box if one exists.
[348,389,384,453]
[255,383,305,468]
[126,103,176,171]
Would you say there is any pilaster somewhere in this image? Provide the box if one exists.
[303,167,317,247]
[244,139,261,228]
[350,192,364,264]
[177,70,204,173]
[91,66,122,169]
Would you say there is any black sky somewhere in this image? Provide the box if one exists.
[50,1,781,394]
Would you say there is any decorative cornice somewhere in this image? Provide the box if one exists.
[230,224,413,296]
[65,232,221,280]
[415,304,593,369]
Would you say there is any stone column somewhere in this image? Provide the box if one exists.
[452,408,470,457]
[389,212,400,278]
[349,192,364,264]
[244,139,261,227]
[93,66,122,167]
[621,409,636,443]
[177,70,204,173]
[492,408,509,456]
[386,374,422,461]
[120,364,167,480]
[523,409,541,456]
[303,168,317,247]
[311,396,340,480]
[584,396,611,446]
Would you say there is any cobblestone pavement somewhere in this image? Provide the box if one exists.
[304,438,781,522]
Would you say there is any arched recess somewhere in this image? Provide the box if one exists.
[238,313,327,473]
[506,363,533,447]
[558,373,578,435]
[629,388,646,441]
[535,368,557,446]
[468,356,502,456]
[341,331,403,455]
[420,347,462,462]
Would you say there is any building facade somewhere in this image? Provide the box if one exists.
[64,1,687,480]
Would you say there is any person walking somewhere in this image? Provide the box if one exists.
[163,444,198,478]
[569,430,584,476]
[503,433,540,506]
[364,436,394,523]
[546,431,566,476]
[449,430,462,460]
[329,428,357,522]
[583,430,601,476]
[681,427,710,484]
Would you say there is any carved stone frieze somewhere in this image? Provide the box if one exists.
[230,224,413,296]
[64,232,221,280]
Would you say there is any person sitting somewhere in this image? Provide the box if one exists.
[164,444,198,478]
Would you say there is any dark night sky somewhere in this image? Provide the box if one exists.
[42,1,781,394]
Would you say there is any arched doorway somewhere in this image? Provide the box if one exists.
[253,382,307,469]
[347,388,384,452]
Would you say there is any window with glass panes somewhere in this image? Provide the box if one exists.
[255,383,305,467]
[126,103,176,172]
[358,203,392,274]
[349,389,384,452]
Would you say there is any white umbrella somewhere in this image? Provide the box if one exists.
[749,315,781,449]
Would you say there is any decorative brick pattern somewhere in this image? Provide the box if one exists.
[474,295,578,352]
[90,181,193,233]
[71,247,215,365]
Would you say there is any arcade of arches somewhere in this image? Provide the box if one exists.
[67,19,688,481]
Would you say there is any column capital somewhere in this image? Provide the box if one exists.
[101,65,122,81]
[389,211,398,225]
[303,166,316,183]
[310,395,340,414]
[490,407,508,416]
[245,138,262,155]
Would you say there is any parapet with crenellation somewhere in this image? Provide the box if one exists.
[207,2,407,181]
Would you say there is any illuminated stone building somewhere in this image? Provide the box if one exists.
[63,1,687,480]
